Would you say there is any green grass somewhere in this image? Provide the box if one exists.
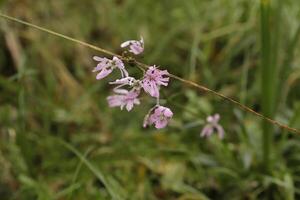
[0,0,300,199]
[260,0,276,173]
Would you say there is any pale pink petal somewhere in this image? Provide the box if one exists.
[93,56,105,61]
[216,125,225,139]
[120,40,133,48]
[113,88,129,95]
[207,116,214,123]
[155,120,168,129]
[200,125,213,137]
[164,108,173,118]
[126,101,134,111]
[213,114,220,122]
[96,68,113,80]
[130,44,144,55]
[107,95,124,108]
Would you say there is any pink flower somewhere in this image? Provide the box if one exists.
[121,37,144,55]
[143,106,173,129]
[93,56,128,80]
[107,89,140,111]
[141,66,169,97]
[200,114,225,139]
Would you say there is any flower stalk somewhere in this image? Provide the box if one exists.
[0,13,299,135]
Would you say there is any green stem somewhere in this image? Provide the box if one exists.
[260,0,275,172]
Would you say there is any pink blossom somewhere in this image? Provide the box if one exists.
[92,37,175,129]
[200,114,225,139]
[141,66,169,97]
[143,106,173,129]
[121,37,144,55]
[93,56,128,80]
[107,89,140,111]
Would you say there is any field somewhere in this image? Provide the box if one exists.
[0,0,300,199]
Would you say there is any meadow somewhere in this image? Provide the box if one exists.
[0,0,300,199]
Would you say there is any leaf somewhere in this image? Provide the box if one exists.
[57,138,124,200]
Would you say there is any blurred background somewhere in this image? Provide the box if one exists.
[0,0,300,199]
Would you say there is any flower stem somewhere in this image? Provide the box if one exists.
[0,12,299,136]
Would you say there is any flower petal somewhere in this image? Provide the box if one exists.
[200,125,213,137]
[216,125,225,139]
[120,40,133,48]
[96,68,113,80]
[155,120,168,129]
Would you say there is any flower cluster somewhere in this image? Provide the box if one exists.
[93,38,173,129]
[92,37,225,136]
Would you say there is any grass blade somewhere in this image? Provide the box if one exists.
[260,0,279,171]
[57,138,123,200]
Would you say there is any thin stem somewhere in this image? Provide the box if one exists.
[0,13,117,57]
[156,95,160,106]
[1,12,300,136]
